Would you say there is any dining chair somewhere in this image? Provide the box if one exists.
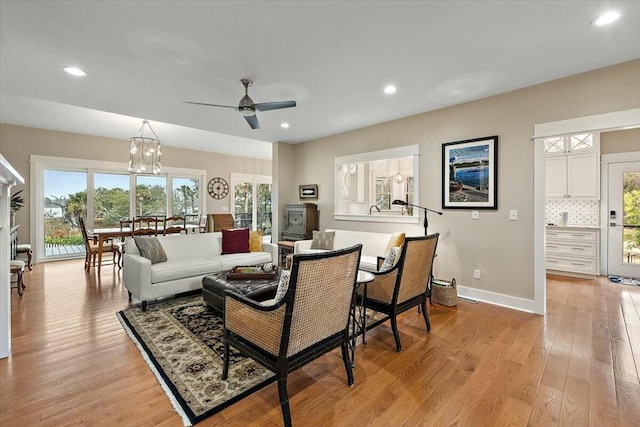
[132,217,161,234]
[359,233,439,352]
[163,215,186,235]
[78,217,121,273]
[222,245,363,427]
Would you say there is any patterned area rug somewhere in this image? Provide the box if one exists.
[117,295,275,426]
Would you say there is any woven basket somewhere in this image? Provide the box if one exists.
[432,278,457,306]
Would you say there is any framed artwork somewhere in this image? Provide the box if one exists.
[299,184,318,199]
[442,135,498,209]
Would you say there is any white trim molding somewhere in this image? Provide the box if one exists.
[457,285,535,313]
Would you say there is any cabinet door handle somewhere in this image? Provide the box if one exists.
[571,262,586,266]
[571,247,586,251]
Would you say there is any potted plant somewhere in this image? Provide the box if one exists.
[10,189,25,227]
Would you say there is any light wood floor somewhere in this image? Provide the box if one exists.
[1,260,639,426]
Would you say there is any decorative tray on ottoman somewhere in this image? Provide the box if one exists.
[226,264,278,280]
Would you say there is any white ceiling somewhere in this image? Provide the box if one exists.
[1,1,639,160]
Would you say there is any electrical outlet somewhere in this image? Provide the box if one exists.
[472,210,479,220]
[473,269,481,279]
[509,210,518,221]
[221,206,229,211]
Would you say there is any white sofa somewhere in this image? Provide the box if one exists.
[294,229,394,271]
[123,232,277,310]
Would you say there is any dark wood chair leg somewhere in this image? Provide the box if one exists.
[340,340,354,386]
[390,312,402,352]
[277,377,292,427]
[421,299,431,332]
[27,250,32,270]
[141,301,147,311]
[127,291,132,301]
[222,337,230,380]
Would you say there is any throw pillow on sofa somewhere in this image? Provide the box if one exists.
[222,228,250,254]
[310,230,335,250]
[133,236,167,264]
[380,246,402,272]
[384,232,405,255]
[249,230,263,252]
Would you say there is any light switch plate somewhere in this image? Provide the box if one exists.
[509,210,518,221]
[472,210,479,220]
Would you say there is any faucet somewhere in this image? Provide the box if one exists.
[369,205,380,215]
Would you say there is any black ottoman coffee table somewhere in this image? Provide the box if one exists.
[202,272,280,314]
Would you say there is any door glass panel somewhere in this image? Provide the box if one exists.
[44,170,87,259]
[623,171,640,265]
[234,182,253,228]
[257,183,272,237]
[544,137,564,153]
[376,177,391,209]
[172,177,200,222]
[570,133,593,151]
[94,173,130,228]
[136,176,167,217]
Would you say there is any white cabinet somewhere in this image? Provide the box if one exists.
[545,151,599,199]
[546,227,600,278]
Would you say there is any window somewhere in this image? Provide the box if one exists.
[334,145,419,223]
[32,155,205,261]
[230,173,272,238]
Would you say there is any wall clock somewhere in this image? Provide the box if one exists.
[208,177,229,199]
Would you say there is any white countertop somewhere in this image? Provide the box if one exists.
[546,225,600,230]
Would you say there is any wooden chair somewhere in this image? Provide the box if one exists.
[222,245,363,427]
[132,217,161,234]
[360,233,439,352]
[163,215,186,235]
[78,217,121,273]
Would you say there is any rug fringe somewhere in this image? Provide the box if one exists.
[117,311,192,427]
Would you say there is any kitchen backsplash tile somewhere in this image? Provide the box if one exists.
[545,199,600,226]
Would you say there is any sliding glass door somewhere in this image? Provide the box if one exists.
[43,170,87,260]
[231,174,272,239]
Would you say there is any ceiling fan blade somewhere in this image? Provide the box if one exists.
[183,101,237,110]
[244,114,260,129]
[254,100,296,112]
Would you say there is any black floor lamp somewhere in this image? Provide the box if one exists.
[392,200,443,235]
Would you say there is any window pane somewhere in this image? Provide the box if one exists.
[94,173,130,228]
[136,176,167,217]
[234,182,253,228]
[544,137,564,153]
[44,170,87,258]
[172,177,200,220]
[257,183,272,237]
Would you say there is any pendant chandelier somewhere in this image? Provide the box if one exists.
[129,120,161,175]
[391,158,404,184]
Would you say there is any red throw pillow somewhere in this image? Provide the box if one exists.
[221,228,250,255]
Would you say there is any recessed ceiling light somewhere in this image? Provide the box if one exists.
[591,11,621,26]
[63,66,87,77]
[280,122,290,128]
[384,85,397,94]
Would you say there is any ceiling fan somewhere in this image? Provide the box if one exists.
[183,79,296,129]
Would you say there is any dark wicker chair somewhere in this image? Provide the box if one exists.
[360,233,439,352]
[222,244,363,427]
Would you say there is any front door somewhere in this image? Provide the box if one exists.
[607,161,640,278]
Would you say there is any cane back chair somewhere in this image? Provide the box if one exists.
[222,244,363,427]
[360,233,439,352]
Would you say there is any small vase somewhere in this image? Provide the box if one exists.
[10,210,16,227]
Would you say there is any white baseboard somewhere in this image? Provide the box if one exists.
[457,285,536,314]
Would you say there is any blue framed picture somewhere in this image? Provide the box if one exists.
[442,135,498,209]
